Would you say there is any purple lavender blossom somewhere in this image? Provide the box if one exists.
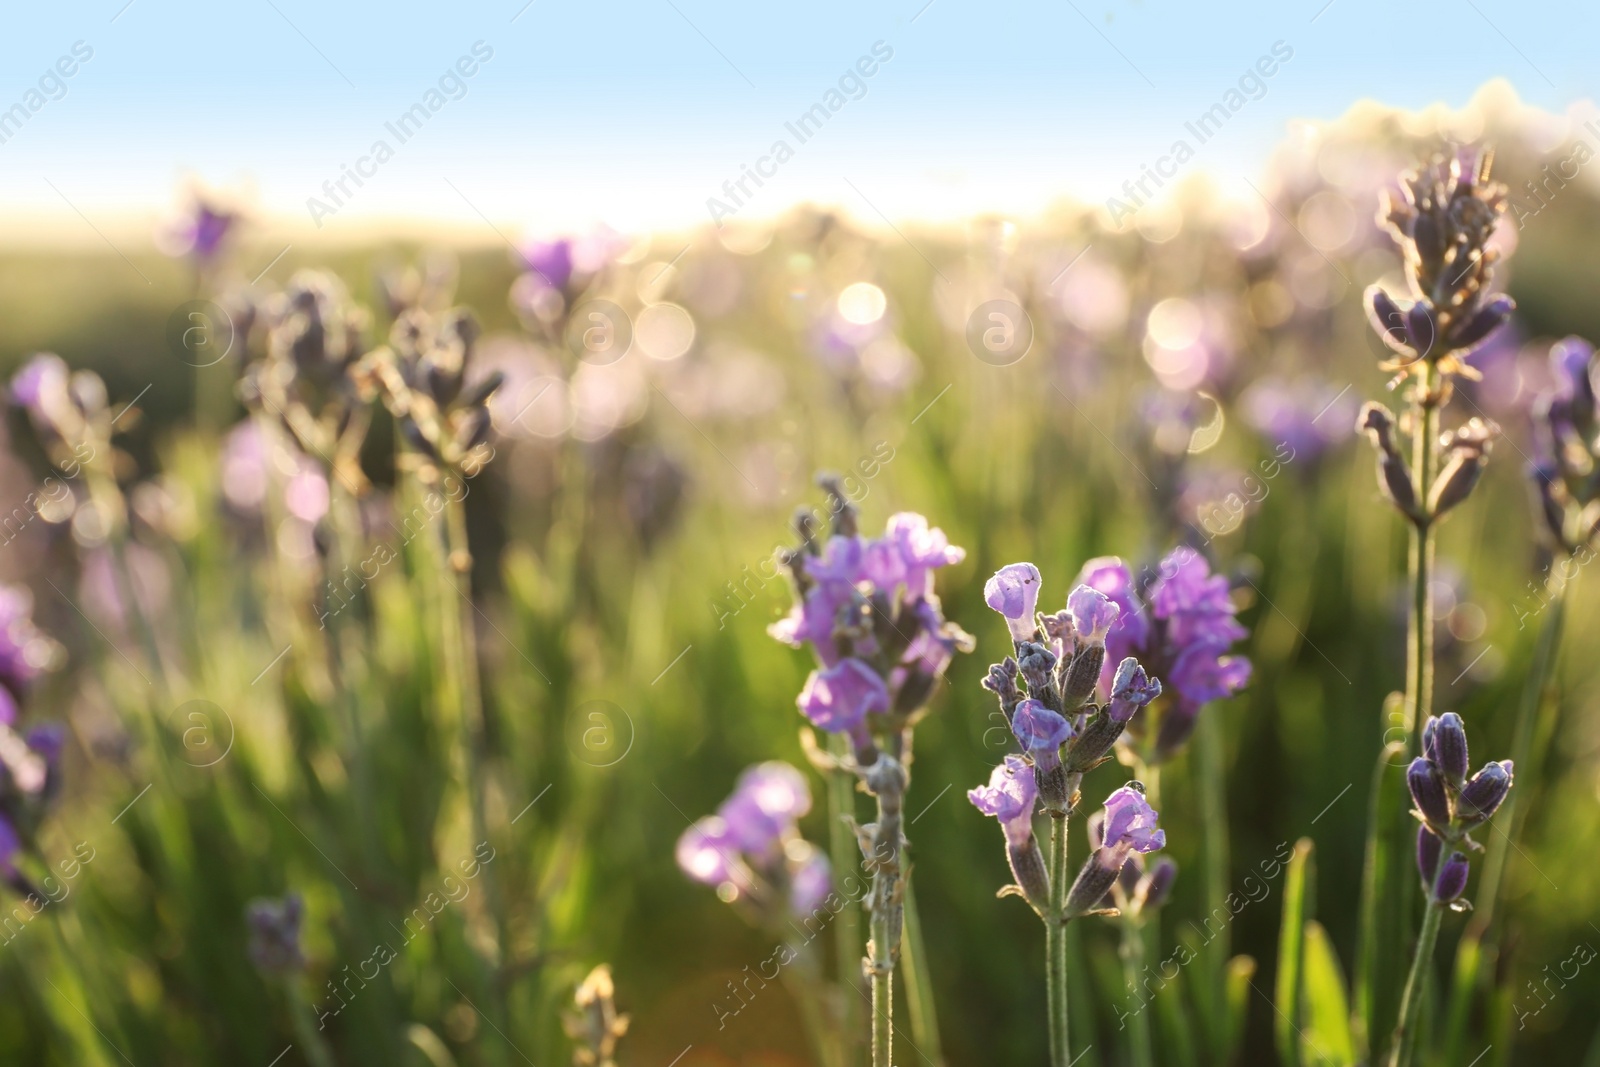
[797,659,889,743]
[789,848,832,915]
[0,816,19,882]
[1098,785,1166,866]
[1407,714,1513,900]
[521,238,574,292]
[246,893,305,975]
[1147,550,1248,650]
[1240,378,1359,464]
[771,508,969,722]
[1434,851,1471,903]
[984,563,1042,643]
[9,354,70,422]
[1070,549,1251,759]
[1074,556,1150,676]
[1108,658,1161,724]
[717,762,812,852]
[677,762,829,922]
[186,202,237,262]
[677,817,744,887]
[884,512,966,600]
[1067,585,1120,647]
[968,755,1039,848]
[1011,699,1072,773]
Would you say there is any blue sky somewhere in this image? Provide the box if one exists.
[0,0,1593,238]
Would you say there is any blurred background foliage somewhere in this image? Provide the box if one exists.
[0,86,1598,1065]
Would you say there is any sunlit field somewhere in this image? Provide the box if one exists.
[3,87,1600,1067]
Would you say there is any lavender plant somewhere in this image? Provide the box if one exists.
[972,561,1171,1067]
[676,762,839,1065]
[0,589,65,899]
[1355,148,1516,1067]
[770,478,970,1067]
[1443,336,1600,1056]
[1391,714,1514,1063]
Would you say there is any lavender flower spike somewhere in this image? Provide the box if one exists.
[970,756,1049,910]
[1065,784,1165,917]
[985,563,1042,643]
[1098,785,1166,864]
[1011,699,1073,770]
[797,658,888,750]
[968,755,1039,849]
[1012,698,1074,813]
[1067,585,1120,647]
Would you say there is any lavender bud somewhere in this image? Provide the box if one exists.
[1429,420,1498,519]
[1457,760,1513,827]
[1424,713,1469,785]
[1433,851,1470,903]
[982,658,1024,721]
[1108,658,1161,723]
[1416,825,1442,887]
[1451,294,1515,351]
[1359,402,1419,519]
[1065,711,1124,773]
[1064,850,1122,918]
[1035,762,1072,815]
[1406,757,1451,828]
[1059,644,1104,709]
[1529,461,1569,548]
[1136,857,1178,912]
[1365,286,1410,353]
[1405,301,1438,359]
[1018,642,1059,697]
[1007,837,1051,912]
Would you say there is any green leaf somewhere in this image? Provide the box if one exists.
[1276,838,1315,1067]
[1355,734,1410,1061]
[1302,921,1356,1066]
[1225,954,1257,1064]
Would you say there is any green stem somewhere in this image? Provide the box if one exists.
[1405,367,1439,752]
[1196,710,1231,1059]
[899,881,944,1066]
[826,736,863,1067]
[326,481,379,880]
[865,757,904,1067]
[870,913,893,1067]
[1047,813,1070,1067]
[440,492,512,1049]
[1388,892,1444,1067]
[1120,917,1156,1067]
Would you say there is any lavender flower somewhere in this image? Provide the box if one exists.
[1072,548,1251,759]
[1405,714,1513,906]
[1065,785,1165,917]
[1240,377,1359,465]
[771,486,970,730]
[984,562,1042,643]
[1365,149,1514,393]
[246,893,306,975]
[969,755,1048,911]
[676,762,829,924]
[1529,336,1600,553]
[1010,699,1073,774]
